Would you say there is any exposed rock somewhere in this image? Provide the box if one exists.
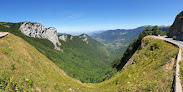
[19,22,61,50]
[70,36,73,40]
[59,35,67,42]
[167,11,183,40]
[79,34,89,44]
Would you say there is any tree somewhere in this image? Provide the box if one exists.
[152,26,161,35]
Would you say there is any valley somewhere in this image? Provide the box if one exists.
[0,32,178,91]
[0,1,182,91]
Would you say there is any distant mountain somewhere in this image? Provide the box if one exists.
[90,26,147,59]
[90,26,169,59]
[90,26,147,49]
[158,26,170,32]
[90,26,169,48]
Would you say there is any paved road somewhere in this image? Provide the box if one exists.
[155,36,183,49]
[0,32,8,38]
[155,36,182,92]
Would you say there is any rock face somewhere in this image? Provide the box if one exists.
[168,11,183,39]
[19,22,61,50]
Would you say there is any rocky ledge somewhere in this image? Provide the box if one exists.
[19,22,61,50]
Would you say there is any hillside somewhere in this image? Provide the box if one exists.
[0,33,93,91]
[112,26,167,71]
[96,36,178,91]
[0,22,116,83]
[57,34,116,83]
[0,34,178,91]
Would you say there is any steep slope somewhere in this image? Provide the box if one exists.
[0,22,115,83]
[0,33,94,91]
[95,36,178,91]
[57,34,116,83]
[167,11,183,39]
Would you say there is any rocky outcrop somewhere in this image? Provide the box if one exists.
[19,22,61,50]
[58,34,89,44]
[79,34,89,44]
[167,11,183,39]
[59,35,67,42]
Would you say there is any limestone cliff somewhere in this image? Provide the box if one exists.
[167,11,183,39]
[19,22,61,50]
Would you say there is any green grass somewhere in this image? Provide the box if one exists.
[0,22,178,91]
[95,36,178,91]
[0,34,178,91]
[0,33,95,91]
[0,22,116,83]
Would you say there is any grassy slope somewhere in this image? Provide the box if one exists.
[0,34,179,91]
[58,34,116,82]
[0,33,96,91]
[0,23,115,83]
[95,36,178,91]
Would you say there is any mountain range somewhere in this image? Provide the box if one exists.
[0,11,182,92]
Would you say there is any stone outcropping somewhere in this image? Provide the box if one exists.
[58,35,74,42]
[19,22,61,50]
[168,11,183,40]
[58,34,89,44]
[59,35,67,42]
[79,34,88,44]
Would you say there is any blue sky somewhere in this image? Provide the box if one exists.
[0,0,182,33]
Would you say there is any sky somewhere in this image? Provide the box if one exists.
[0,0,182,34]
